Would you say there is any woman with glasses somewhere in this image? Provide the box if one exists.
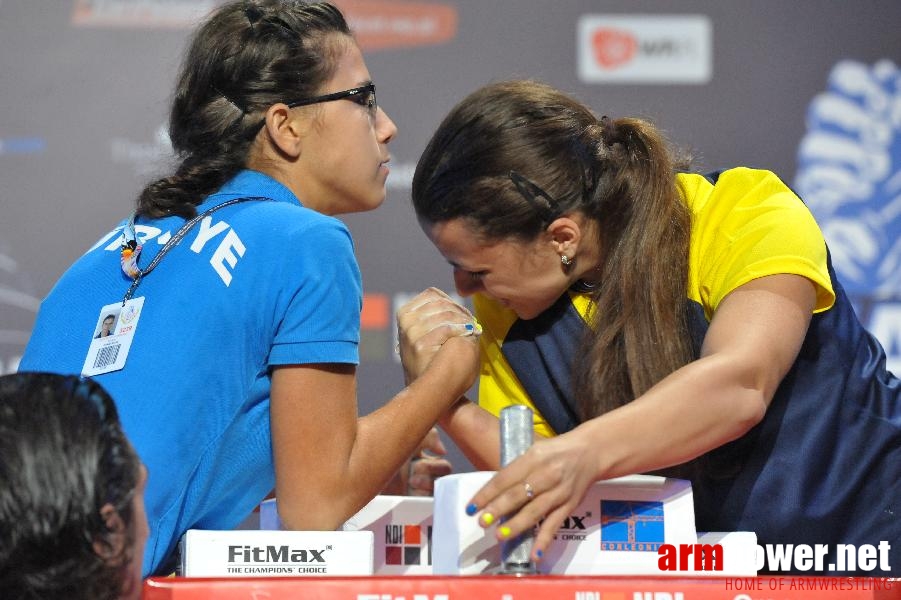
[20,0,478,577]
[0,372,148,600]
[398,79,900,575]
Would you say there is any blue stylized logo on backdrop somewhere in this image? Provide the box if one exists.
[795,59,901,372]
[0,137,46,155]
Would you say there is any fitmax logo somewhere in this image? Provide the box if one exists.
[549,512,591,541]
[562,514,589,530]
[227,545,329,564]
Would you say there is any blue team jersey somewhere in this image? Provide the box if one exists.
[20,170,362,576]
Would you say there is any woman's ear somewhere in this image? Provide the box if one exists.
[93,503,128,564]
[261,103,304,158]
[547,216,583,258]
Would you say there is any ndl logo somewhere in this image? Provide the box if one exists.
[577,15,712,84]
[384,523,432,566]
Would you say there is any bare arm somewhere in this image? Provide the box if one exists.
[469,273,817,555]
[396,288,510,470]
[270,330,479,530]
[438,396,556,471]
[438,397,502,471]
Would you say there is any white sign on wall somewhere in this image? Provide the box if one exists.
[577,15,712,84]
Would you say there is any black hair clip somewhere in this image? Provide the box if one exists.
[244,2,263,30]
[599,115,617,148]
[243,4,296,39]
[211,84,245,116]
[508,170,561,224]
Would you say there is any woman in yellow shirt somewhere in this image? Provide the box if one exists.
[398,79,900,575]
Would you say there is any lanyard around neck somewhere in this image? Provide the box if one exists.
[120,196,268,303]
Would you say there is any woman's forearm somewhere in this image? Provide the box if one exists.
[273,336,479,530]
[438,397,502,471]
[578,353,770,481]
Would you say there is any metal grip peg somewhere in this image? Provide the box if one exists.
[497,405,537,575]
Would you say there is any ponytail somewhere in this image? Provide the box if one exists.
[575,117,694,419]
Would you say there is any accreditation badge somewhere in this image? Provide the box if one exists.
[81,297,145,376]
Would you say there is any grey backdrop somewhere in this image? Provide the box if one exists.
[2,1,900,474]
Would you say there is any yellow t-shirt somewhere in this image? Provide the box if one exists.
[475,167,836,437]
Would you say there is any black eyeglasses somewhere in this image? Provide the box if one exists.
[508,170,561,224]
[286,82,377,115]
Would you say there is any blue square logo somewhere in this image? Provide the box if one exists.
[600,500,664,551]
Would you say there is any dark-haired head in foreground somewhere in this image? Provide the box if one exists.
[0,372,147,600]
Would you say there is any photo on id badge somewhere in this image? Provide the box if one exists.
[82,298,145,377]
[94,311,120,338]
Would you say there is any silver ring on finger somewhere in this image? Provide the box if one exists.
[523,481,534,500]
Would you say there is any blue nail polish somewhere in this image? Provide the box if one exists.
[464,323,474,332]
[465,503,478,516]
[535,549,544,560]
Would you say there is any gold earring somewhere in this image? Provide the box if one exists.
[561,255,572,266]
